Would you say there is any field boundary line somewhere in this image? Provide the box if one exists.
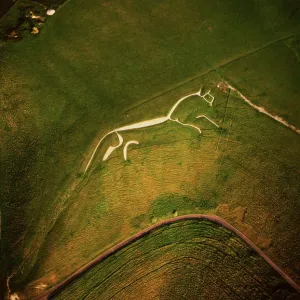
[225,82,300,134]
[215,88,230,152]
[35,214,300,299]
[124,32,300,113]
[0,0,20,25]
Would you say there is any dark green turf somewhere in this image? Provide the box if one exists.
[1,0,300,298]
[53,220,299,300]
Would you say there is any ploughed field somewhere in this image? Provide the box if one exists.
[1,0,300,299]
[51,219,299,300]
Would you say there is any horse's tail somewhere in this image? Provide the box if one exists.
[83,131,114,175]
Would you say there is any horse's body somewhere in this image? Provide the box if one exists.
[84,88,218,174]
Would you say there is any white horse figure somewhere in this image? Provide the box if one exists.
[84,88,219,174]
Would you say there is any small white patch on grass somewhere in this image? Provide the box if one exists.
[34,283,48,290]
[46,9,56,16]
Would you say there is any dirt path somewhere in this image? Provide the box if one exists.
[225,82,300,135]
[35,214,300,299]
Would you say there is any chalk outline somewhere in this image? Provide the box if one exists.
[84,88,219,174]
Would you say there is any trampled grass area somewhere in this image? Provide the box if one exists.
[1,0,300,298]
[52,219,299,300]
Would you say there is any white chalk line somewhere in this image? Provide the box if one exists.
[172,118,202,134]
[123,141,139,160]
[103,133,123,161]
[225,82,300,135]
[196,115,220,128]
[83,88,219,174]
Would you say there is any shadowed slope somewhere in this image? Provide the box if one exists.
[37,215,299,300]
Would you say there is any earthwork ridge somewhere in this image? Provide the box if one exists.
[36,214,300,299]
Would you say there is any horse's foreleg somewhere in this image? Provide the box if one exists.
[171,118,202,134]
[103,132,124,161]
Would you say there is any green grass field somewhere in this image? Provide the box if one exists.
[52,219,299,300]
[1,0,300,299]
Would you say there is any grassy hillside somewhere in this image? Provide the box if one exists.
[52,219,299,300]
[28,71,300,298]
[1,0,300,298]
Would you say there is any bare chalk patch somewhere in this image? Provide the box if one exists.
[46,9,56,16]
[34,283,48,290]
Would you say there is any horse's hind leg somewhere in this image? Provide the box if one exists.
[196,115,219,128]
[103,132,124,161]
[123,140,139,160]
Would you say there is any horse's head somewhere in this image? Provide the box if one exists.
[196,88,214,106]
